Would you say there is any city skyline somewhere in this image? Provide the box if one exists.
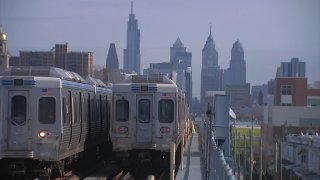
[1,0,319,98]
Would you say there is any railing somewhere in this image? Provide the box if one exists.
[201,118,236,180]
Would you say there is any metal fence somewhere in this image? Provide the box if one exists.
[201,117,236,180]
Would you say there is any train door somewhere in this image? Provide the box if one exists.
[136,95,153,144]
[7,90,29,150]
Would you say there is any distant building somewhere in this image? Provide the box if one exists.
[143,38,193,106]
[170,38,186,61]
[281,133,320,179]
[170,37,192,67]
[262,76,320,175]
[144,62,173,75]
[262,105,320,175]
[54,43,69,70]
[143,60,192,104]
[201,26,223,104]
[277,57,305,78]
[0,25,9,72]
[9,56,20,66]
[143,37,193,105]
[225,83,251,114]
[251,84,268,105]
[9,43,94,77]
[65,51,93,77]
[258,90,263,106]
[268,79,275,95]
[312,81,320,89]
[274,77,320,106]
[223,40,246,87]
[20,51,54,67]
[185,67,192,106]
[123,1,141,74]
[191,97,201,115]
[106,43,119,70]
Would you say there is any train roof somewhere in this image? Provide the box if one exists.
[123,74,175,84]
[1,66,88,83]
[113,75,178,93]
[86,76,109,88]
[1,67,112,89]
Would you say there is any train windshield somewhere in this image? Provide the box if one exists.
[138,99,150,123]
[11,96,27,126]
[116,100,129,122]
[38,97,56,124]
[158,99,174,123]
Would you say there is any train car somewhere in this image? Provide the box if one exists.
[110,75,189,160]
[0,67,112,177]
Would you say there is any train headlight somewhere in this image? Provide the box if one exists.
[160,127,171,135]
[38,130,48,138]
[117,126,128,134]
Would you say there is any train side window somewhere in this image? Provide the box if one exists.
[74,95,78,123]
[116,100,129,122]
[87,93,90,122]
[107,99,111,122]
[39,97,56,124]
[83,94,87,122]
[138,99,150,123]
[69,91,73,124]
[158,99,174,123]
[96,96,101,126]
[62,97,66,124]
[102,96,107,125]
[11,96,27,126]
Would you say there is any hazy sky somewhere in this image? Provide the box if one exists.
[1,0,319,98]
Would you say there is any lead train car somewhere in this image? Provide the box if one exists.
[111,75,188,159]
[0,67,112,177]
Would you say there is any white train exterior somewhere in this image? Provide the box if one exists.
[111,75,189,154]
[0,67,112,177]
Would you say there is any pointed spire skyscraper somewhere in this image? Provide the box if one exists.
[123,1,141,74]
[200,25,222,103]
[202,25,218,67]
[106,43,119,70]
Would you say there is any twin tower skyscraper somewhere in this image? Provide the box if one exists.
[200,25,247,103]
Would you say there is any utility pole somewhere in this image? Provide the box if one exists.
[280,142,282,180]
[275,141,278,178]
[238,132,241,180]
[205,103,212,179]
[244,135,247,179]
[259,137,262,180]
[250,117,253,180]
[234,129,237,175]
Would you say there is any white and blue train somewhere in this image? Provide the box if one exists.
[110,75,190,160]
[0,67,112,177]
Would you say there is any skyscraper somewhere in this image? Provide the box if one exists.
[201,26,218,67]
[224,40,246,86]
[144,37,193,105]
[170,37,193,105]
[201,26,222,103]
[123,1,141,74]
[276,57,306,78]
[0,25,9,72]
[106,43,119,70]
[223,40,250,112]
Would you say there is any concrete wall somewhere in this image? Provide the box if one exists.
[264,106,320,127]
